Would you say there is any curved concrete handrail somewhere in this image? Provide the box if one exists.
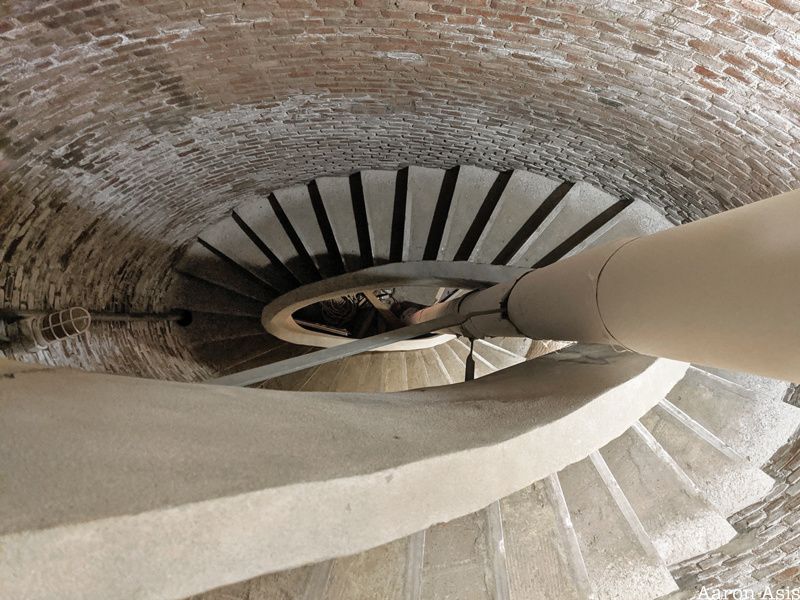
[260,261,530,350]
[0,347,688,600]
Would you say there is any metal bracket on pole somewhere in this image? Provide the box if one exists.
[465,338,476,382]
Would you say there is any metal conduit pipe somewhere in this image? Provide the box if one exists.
[409,189,800,382]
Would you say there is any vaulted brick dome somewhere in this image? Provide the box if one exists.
[3,0,799,330]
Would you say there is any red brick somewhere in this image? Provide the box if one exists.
[694,65,720,78]
[767,0,800,13]
[776,49,800,68]
[723,66,750,82]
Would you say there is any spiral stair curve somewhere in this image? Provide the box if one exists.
[158,165,800,600]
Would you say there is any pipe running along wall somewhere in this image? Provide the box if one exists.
[410,189,800,382]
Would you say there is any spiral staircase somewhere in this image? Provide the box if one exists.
[148,166,800,600]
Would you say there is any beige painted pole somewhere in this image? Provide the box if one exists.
[411,189,800,381]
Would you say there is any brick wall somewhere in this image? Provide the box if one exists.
[672,427,800,595]
[1,0,799,593]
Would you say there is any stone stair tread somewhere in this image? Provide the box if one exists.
[449,338,494,378]
[667,368,800,466]
[405,350,432,390]
[405,166,446,261]
[419,347,454,386]
[178,312,265,347]
[381,351,409,392]
[194,219,288,296]
[177,241,276,303]
[353,352,387,392]
[298,356,348,392]
[190,333,286,373]
[512,181,618,268]
[259,364,319,392]
[360,169,397,264]
[272,184,334,277]
[321,537,408,600]
[471,170,561,264]
[485,336,532,359]
[420,510,498,600]
[473,339,527,369]
[500,478,591,600]
[316,176,362,273]
[217,343,309,379]
[697,365,792,403]
[640,402,775,516]
[166,274,265,318]
[432,342,466,383]
[437,166,498,261]
[600,424,737,565]
[559,454,678,600]
[331,353,373,392]
[186,563,315,600]
[234,197,312,284]
[564,199,672,258]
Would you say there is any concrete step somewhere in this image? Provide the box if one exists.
[176,241,277,303]
[437,165,498,261]
[432,341,466,383]
[405,166,446,261]
[667,367,800,466]
[321,537,408,600]
[512,181,618,268]
[559,453,678,600]
[353,353,387,392]
[218,343,310,379]
[299,357,348,392]
[190,333,286,375]
[235,196,316,285]
[192,218,292,298]
[360,169,397,264]
[419,347,454,386]
[259,364,319,392]
[405,350,432,390]
[473,339,527,369]
[315,176,362,273]
[640,401,775,516]
[331,353,373,392]
[485,336,532,359]
[272,184,336,278]
[419,509,499,600]
[697,365,792,405]
[564,199,672,258]
[470,170,561,264]
[500,476,593,600]
[185,563,316,600]
[449,338,495,378]
[166,274,265,318]
[178,312,265,347]
[600,423,737,565]
[381,351,409,392]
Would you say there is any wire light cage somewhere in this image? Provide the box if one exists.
[29,307,91,348]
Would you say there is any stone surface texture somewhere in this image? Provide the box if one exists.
[1,0,800,596]
[0,348,687,599]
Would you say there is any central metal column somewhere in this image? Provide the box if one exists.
[410,189,800,382]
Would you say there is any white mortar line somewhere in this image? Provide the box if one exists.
[590,451,665,565]
[630,421,705,499]
[302,560,333,600]
[484,501,512,600]
[547,474,596,600]
[658,399,742,461]
[403,531,425,600]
